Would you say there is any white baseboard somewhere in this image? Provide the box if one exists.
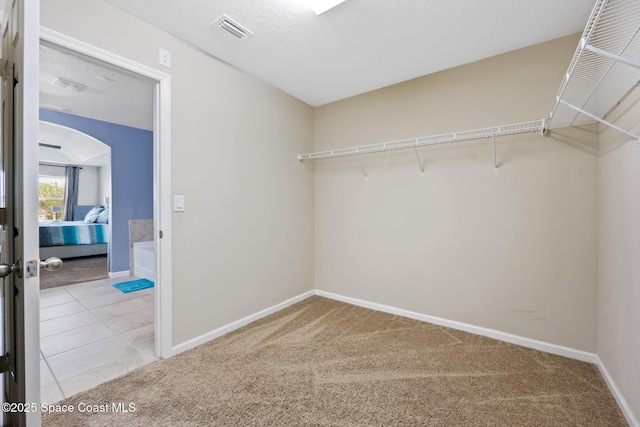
[171,288,598,363]
[108,270,130,278]
[171,290,315,356]
[315,290,597,363]
[167,289,634,423]
[596,356,640,427]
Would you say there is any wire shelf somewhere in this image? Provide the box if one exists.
[297,120,545,161]
[546,0,640,140]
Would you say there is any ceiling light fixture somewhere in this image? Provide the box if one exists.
[53,77,87,92]
[305,0,347,15]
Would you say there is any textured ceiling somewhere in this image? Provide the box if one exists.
[38,0,597,131]
[102,0,596,106]
[40,40,155,131]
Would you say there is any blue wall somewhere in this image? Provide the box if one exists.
[40,109,153,273]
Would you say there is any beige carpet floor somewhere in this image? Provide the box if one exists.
[42,296,626,426]
[40,255,108,289]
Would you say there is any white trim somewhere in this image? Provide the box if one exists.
[169,291,315,356]
[315,290,597,363]
[170,289,599,364]
[39,28,168,82]
[108,270,131,279]
[22,1,43,425]
[596,356,640,427]
[39,27,173,359]
[154,69,173,359]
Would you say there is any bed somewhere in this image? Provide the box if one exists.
[39,205,109,259]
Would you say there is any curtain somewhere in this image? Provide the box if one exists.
[63,166,80,221]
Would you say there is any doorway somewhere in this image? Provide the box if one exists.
[37,28,172,402]
[38,123,112,289]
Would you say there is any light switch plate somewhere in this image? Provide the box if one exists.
[159,48,171,68]
[173,195,185,212]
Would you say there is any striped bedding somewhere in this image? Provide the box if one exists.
[39,221,108,247]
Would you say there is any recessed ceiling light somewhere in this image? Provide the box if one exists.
[306,0,347,15]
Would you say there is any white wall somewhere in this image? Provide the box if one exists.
[77,165,98,205]
[41,0,315,345]
[97,164,111,208]
[598,87,640,423]
[313,34,600,353]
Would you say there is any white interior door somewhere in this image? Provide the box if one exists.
[1,1,41,426]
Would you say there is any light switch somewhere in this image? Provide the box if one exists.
[173,195,185,212]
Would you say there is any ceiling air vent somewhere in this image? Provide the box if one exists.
[214,15,253,40]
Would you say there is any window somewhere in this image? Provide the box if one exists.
[38,175,65,220]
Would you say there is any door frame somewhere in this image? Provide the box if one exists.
[39,27,173,358]
[2,1,43,424]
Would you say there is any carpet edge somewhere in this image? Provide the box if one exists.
[169,290,316,357]
[315,290,598,363]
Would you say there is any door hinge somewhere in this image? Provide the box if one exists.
[0,353,10,374]
[0,208,6,225]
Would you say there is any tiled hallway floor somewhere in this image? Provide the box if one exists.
[40,277,157,403]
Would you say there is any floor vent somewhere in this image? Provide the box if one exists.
[214,15,253,40]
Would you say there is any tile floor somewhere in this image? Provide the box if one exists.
[40,276,157,403]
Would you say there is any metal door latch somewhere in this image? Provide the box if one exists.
[25,260,38,278]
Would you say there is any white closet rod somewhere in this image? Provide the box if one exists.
[297,119,545,161]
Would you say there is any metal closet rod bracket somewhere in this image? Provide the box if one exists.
[413,140,425,177]
[355,150,368,180]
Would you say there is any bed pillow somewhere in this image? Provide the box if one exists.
[96,208,109,224]
[83,206,104,223]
